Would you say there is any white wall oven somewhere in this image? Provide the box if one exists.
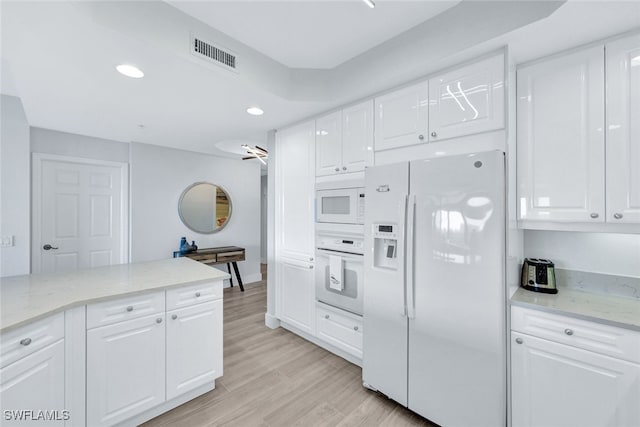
[316,180,365,225]
[315,223,364,315]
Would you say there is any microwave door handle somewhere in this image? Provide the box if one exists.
[406,194,416,319]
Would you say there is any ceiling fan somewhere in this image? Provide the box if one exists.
[242,144,268,165]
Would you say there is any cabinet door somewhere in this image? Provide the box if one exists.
[511,332,640,427]
[87,314,165,427]
[517,46,605,222]
[278,258,316,336]
[429,54,504,141]
[0,340,65,426]
[342,100,374,173]
[275,121,315,261]
[316,111,343,176]
[166,301,222,400]
[606,34,640,224]
[374,82,428,151]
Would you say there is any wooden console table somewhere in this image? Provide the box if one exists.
[173,246,245,292]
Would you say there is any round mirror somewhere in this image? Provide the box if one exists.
[178,182,232,234]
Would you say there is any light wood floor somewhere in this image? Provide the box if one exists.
[143,272,434,427]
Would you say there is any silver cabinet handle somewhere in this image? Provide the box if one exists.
[156,318,163,324]
[335,167,340,172]
[324,314,330,319]
[418,134,425,141]
[20,338,32,346]
[431,131,437,138]
[309,265,314,269]
[172,314,178,320]
[564,328,574,336]
[43,244,59,250]
[613,213,623,219]
[515,337,523,344]
[195,292,201,297]
[353,326,359,331]
[309,257,314,262]
[126,306,134,312]
[590,213,599,219]
[342,166,347,171]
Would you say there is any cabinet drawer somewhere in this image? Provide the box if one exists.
[512,306,640,363]
[0,313,64,368]
[166,281,222,310]
[316,303,363,359]
[87,291,165,330]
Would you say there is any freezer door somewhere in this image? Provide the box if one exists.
[408,151,506,426]
[362,162,409,406]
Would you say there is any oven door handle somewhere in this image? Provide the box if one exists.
[316,248,364,260]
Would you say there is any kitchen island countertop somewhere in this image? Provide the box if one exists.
[0,258,229,333]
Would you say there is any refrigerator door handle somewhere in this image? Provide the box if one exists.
[406,194,416,319]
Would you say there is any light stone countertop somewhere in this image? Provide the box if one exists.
[0,258,230,333]
[511,287,640,332]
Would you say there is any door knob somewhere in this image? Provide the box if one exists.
[564,329,574,336]
[342,166,347,171]
[42,244,59,250]
[335,167,340,172]
[418,134,425,141]
[431,131,438,138]
[613,213,623,220]
[515,338,523,344]
[590,213,599,219]
[172,314,178,320]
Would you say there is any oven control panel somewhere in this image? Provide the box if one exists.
[316,235,364,254]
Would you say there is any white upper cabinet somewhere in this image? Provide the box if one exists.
[374,82,429,151]
[316,101,373,176]
[429,54,505,142]
[276,121,316,260]
[316,111,342,176]
[606,34,640,224]
[517,46,606,223]
[342,101,374,172]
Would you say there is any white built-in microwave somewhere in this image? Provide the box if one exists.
[316,185,365,224]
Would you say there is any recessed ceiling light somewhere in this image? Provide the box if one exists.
[247,107,264,116]
[362,0,375,8]
[116,64,144,79]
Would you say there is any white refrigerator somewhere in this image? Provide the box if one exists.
[363,150,506,427]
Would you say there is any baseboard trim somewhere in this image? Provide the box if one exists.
[222,272,263,288]
[265,313,281,329]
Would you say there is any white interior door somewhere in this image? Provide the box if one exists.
[32,154,128,274]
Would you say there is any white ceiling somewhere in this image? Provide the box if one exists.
[168,1,461,69]
[1,1,639,161]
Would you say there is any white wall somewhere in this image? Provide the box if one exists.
[260,174,267,263]
[0,95,30,277]
[31,127,129,163]
[524,231,640,278]
[130,142,262,284]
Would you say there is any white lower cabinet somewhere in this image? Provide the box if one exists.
[87,313,166,427]
[85,283,223,426]
[166,300,222,400]
[278,258,316,336]
[316,303,363,360]
[0,340,66,425]
[511,307,640,427]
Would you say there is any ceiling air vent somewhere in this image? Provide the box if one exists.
[190,35,237,72]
